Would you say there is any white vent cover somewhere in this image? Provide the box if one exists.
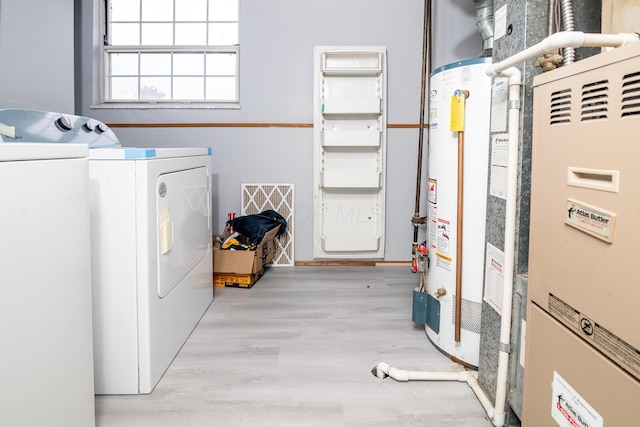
[241,184,294,266]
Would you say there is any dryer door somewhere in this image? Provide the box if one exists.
[156,166,210,298]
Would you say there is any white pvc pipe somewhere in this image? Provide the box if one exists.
[373,362,497,420]
[487,31,639,77]
[374,31,640,427]
[373,362,468,382]
[466,369,495,421]
[487,71,521,427]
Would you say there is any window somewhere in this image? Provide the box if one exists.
[103,0,239,106]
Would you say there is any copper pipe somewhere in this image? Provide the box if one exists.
[455,130,464,342]
[455,90,470,342]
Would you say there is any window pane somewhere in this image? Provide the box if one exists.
[208,0,238,21]
[110,53,139,75]
[140,77,171,99]
[110,0,140,21]
[175,23,207,45]
[110,77,139,100]
[174,77,205,99]
[141,0,173,21]
[105,0,239,104]
[174,54,204,75]
[111,23,140,45]
[208,23,238,45]
[140,53,171,75]
[206,76,236,101]
[176,0,207,21]
[206,52,236,75]
[141,23,174,44]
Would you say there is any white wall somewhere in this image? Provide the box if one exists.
[77,0,481,262]
[0,0,75,113]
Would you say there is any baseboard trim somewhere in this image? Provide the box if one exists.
[294,260,412,267]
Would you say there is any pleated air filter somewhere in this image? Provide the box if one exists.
[241,184,294,266]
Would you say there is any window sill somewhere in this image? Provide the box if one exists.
[90,102,241,110]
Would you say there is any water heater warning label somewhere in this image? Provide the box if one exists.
[427,178,437,204]
[436,218,450,256]
[435,218,451,271]
[565,199,616,243]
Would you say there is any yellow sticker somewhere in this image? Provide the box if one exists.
[450,91,466,131]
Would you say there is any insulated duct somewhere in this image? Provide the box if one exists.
[474,0,494,55]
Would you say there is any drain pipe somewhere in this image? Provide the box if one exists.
[372,362,495,419]
[374,31,639,427]
[479,66,520,427]
[488,31,639,73]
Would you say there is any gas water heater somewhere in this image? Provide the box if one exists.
[425,57,491,368]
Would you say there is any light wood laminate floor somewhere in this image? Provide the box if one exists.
[95,266,491,426]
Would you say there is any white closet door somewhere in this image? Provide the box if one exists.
[313,46,387,259]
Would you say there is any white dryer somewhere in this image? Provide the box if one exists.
[90,147,213,394]
[0,109,214,395]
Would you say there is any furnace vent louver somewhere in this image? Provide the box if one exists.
[581,79,609,122]
[549,88,572,125]
[621,71,640,118]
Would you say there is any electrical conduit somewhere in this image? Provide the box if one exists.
[373,31,639,427]
[559,0,575,64]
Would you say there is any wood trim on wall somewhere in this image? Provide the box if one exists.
[107,122,428,129]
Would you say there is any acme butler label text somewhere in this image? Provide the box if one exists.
[565,199,616,243]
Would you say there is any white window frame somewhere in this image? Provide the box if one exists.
[99,0,240,109]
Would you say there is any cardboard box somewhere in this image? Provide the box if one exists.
[213,225,280,288]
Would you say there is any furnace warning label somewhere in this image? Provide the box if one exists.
[565,199,616,243]
[548,293,640,380]
[548,294,580,326]
[593,323,640,379]
[551,372,603,427]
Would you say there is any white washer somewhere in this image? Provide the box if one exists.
[0,109,214,395]
[89,147,213,394]
[0,143,95,426]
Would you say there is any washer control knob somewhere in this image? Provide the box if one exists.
[82,120,96,132]
[96,122,108,133]
[56,115,73,131]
